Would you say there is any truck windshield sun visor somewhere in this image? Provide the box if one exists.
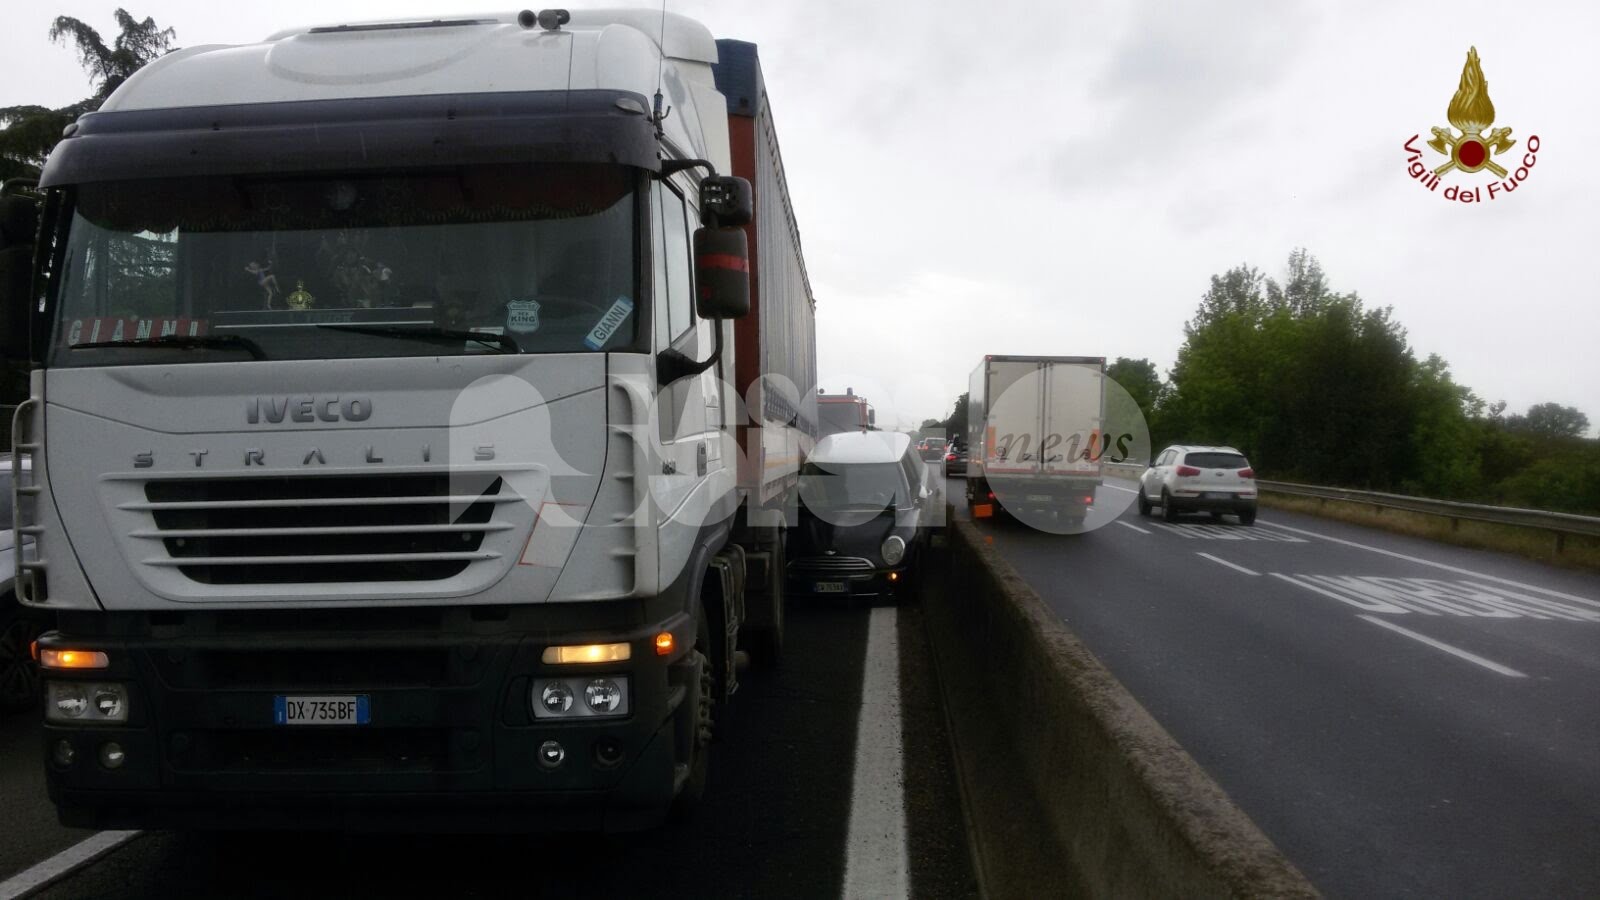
[39,90,661,187]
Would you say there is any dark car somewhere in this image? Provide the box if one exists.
[943,442,969,477]
[788,432,935,601]
[916,436,946,461]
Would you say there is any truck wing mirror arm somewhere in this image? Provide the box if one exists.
[657,325,724,386]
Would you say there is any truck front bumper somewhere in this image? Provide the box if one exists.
[38,604,698,833]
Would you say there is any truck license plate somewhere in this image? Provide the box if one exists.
[275,695,370,726]
[1026,494,1053,502]
[814,581,847,594]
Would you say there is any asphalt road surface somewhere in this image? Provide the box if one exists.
[966,473,1600,900]
[0,565,978,898]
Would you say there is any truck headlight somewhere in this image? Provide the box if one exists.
[585,679,624,713]
[532,676,630,719]
[881,536,906,566]
[540,683,574,714]
[47,682,128,724]
[51,683,88,719]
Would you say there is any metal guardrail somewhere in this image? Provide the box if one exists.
[1255,480,1600,547]
[1100,464,1597,551]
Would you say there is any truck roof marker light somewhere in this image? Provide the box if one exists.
[654,632,674,656]
[542,643,632,665]
[40,649,110,670]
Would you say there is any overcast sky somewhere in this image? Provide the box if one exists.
[4,1,1594,431]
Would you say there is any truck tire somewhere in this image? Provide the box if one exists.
[670,614,715,821]
[0,596,44,713]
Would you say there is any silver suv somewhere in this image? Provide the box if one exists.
[1137,445,1258,525]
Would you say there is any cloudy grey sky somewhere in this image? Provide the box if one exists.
[4,0,1594,431]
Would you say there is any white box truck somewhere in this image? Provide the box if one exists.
[965,355,1108,526]
[2,9,816,832]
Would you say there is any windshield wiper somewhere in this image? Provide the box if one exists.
[316,323,519,353]
[72,334,267,360]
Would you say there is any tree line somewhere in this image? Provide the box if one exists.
[1112,250,1593,513]
[929,249,1594,513]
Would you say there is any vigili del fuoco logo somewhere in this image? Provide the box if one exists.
[1403,47,1539,203]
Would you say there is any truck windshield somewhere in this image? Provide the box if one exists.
[49,163,638,365]
[819,402,864,433]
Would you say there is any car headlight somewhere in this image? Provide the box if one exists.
[881,535,906,566]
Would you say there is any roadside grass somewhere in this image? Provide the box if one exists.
[1260,493,1600,574]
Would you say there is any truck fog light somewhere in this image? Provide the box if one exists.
[53,739,77,768]
[593,737,624,768]
[99,742,126,770]
[538,740,565,769]
[584,678,623,713]
[881,535,906,566]
[93,686,127,721]
[50,683,88,720]
[539,682,574,714]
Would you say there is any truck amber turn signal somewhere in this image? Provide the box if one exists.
[541,643,631,665]
[40,649,110,670]
[654,632,674,656]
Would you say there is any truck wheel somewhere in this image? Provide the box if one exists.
[0,597,44,713]
[670,615,715,820]
[1161,491,1180,523]
[745,531,785,668]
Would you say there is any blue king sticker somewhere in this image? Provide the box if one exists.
[584,297,635,350]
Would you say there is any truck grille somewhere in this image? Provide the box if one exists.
[133,473,516,584]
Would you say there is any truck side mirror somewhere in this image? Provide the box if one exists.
[0,185,42,361]
[693,225,749,320]
[699,175,752,227]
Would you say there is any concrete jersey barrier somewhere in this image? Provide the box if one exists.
[926,517,1319,898]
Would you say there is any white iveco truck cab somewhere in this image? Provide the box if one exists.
[2,9,818,831]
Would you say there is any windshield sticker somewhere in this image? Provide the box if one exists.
[583,297,635,350]
[506,299,542,334]
[66,317,207,345]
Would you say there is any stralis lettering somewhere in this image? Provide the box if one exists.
[247,396,373,424]
[133,443,434,468]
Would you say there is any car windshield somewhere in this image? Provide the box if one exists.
[798,461,907,512]
[1185,452,1249,469]
[49,163,638,365]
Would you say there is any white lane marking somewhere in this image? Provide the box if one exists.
[1197,553,1260,576]
[1101,483,1140,494]
[1115,521,1152,535]
[1257,519,1600,609]
[0,831,141,900]
[1356,614,1528,678]
[1277,574,1600,621]
[1152,523,1306,542]
[844,606,908,899]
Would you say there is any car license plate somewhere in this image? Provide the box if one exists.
[274,695,370,726]
[814,581,847,594]
[1204,492,1231,500]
